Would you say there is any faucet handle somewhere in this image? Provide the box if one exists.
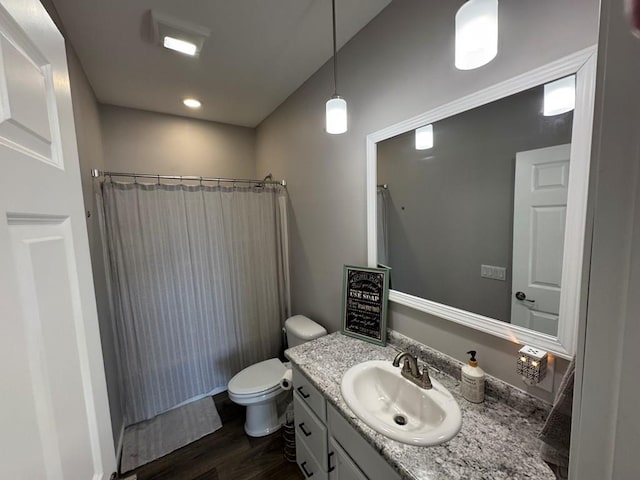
[400,358,413,373]
[420,365,433,389]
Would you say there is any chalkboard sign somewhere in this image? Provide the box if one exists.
[341,265,389,346]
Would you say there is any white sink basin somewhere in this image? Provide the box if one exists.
[341,360,462,446]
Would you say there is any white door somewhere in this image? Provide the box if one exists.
[328,438,367,480]
[0,1,115,479]
[511,144,571,336]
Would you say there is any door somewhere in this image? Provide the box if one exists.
[0,1,115,479]
[328,438,367,480]
[511,144,571,335]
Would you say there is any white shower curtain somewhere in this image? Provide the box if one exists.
[99,181,289,424]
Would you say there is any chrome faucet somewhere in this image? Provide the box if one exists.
[392,352,432,389]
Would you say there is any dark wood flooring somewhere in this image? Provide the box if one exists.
[121,394,303,480]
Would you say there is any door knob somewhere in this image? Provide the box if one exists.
[515,291,535,303]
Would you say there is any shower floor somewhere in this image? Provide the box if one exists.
[122,393,303,480]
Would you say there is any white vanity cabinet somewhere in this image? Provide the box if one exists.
[292,367,402,480]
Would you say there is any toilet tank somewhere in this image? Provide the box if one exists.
[285,315,327,348]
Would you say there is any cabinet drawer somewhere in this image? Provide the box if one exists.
[293,366,327,421]
[294,390,328,470]
[328,403,401,480]
[296,429,328,480]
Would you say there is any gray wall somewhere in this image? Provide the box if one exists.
[569,0,640,477]
[256,0,599,402]
[41,0,125,447]
[378,85,572,323]
[100,105,256,178]
[66,47,124,446]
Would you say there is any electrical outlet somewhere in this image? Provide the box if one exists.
[480,264,507,281]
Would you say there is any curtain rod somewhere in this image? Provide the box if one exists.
[91,169,286,187]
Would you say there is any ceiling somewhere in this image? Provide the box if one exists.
[50,0,392,127]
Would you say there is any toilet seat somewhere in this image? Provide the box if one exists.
[228,383,281,399]
[228,358,287,397]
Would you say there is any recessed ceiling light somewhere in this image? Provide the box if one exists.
[163,36,197,56]
[183,98,201,109]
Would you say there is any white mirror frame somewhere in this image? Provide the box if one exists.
[366,47,597,359]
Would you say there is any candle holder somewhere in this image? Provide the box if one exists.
[516,345,548,385]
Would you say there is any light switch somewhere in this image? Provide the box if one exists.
[480,264,507,281]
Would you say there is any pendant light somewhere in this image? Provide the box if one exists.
[326,0,347,134]
[455,0,499,70]
[415,124,434,150]
[543,75,576,116]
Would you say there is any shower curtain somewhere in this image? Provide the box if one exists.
[98,181,290,424]
[377,186,390,266]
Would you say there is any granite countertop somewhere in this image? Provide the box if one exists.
[285,331,555,480]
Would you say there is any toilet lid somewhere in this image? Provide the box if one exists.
[228,358,287,395]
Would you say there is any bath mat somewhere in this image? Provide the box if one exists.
[120,396,222,473]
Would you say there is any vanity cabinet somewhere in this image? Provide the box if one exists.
[292,367,401,480]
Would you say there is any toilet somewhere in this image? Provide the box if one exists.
[227,315,327,437]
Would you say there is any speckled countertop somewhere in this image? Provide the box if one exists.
[285,331,555,480]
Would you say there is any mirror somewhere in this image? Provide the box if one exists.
[378,81,574,333]
[366,48,597,358]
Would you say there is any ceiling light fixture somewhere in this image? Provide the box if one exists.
[163,36,197,56]
[543,75,576,116]
[326,0,347,134]
[455,0,499,70]
[415,124,434,150]
[183,98,201,109]
[151,10,210,58]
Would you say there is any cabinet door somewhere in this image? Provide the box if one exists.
[327,403,401,480]
[328,437,367,480]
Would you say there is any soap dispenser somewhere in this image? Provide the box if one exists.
[461,350,485,403]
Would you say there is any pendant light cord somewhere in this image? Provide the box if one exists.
[332,0,338,96]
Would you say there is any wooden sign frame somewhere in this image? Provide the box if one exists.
[341,265,389,346]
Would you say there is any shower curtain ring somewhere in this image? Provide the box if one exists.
[200,176,203,187]
[157,174,160,185]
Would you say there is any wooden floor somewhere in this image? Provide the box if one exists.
[122,395,303,480]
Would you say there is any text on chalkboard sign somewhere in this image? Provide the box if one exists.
[341,265,389,346]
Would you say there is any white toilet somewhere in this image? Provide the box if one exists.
[227,315,327,437]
